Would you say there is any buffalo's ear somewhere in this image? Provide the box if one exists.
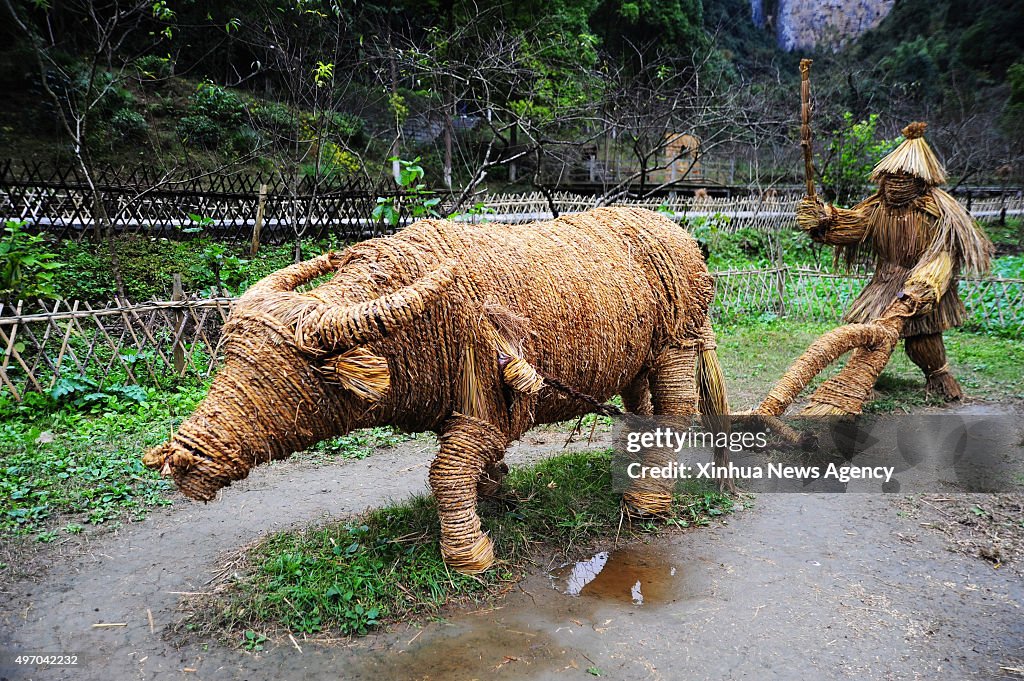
[317,347,391,403]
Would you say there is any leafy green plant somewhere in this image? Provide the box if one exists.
[133,54,173,81]
[326,112,366,144]
[0,220,61,302]
[176,114,224,149]
[372,157,441,228]
[307,427,407,461]
[190,243,248,296]
[241,630,267,651]
[36,529,58,543]
[49,376,149,412]
[188,81,244,125]
[819,113,899,206]
[655,202,676,217]
[110,108,149,141]
[0,388,197,537]
[176,82,245,149]
[448,201,496,221]
[252,102,296,135]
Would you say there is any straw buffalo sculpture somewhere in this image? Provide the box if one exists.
[143,207,729,574]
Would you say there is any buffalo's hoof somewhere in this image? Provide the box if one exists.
[440,533,495,575]
[621,490,673,518]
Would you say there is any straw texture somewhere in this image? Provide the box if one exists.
[144,207,728,573]
[870,122,947,185]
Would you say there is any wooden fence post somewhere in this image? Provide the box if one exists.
[774,234,787,317]
[251,183,268,256]
[172,274,186,375]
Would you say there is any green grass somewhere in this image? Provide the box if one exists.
[0,384,204,539]
[303,427,411,462]
[175,449,732,642]
[983,217,1023,253]
[51,235,353,302]
[716,318,1024,411]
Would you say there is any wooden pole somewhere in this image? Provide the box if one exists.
[251,183,268,257]
[775,235,786,317]
[171,274,185,375]
[799,58,816,199]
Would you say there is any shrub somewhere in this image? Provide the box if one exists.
[327,112,366,144]
[133,54,173,81]
[110,108,149,141]
[176,114,223,150]
[230,125,261,154]
[818,113,899,207]
[0,220,61,302]
[252,102,296,136]
[188,82,244,125]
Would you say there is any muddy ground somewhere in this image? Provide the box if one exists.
[1,413,1022,681]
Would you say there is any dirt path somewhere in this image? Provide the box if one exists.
[1,428,1022,681]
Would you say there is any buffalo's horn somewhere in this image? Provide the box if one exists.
[295,260,457,353]
[242,252,344,297]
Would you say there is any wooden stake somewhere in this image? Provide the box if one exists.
[172,274,186,375]
[52,300,79,386]
[251,183,268,257]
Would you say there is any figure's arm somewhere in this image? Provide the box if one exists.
[899,250,955,316]
[795,196,871,245]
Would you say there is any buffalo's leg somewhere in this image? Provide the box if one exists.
[621,371,653,416]
[905,333,963,401]
[622,343,699,517]
[430,414,506,574]
[477,460,509,498]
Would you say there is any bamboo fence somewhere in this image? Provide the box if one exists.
[3,161,1021,241]
[0,160,401,242]
[0,297,232,402]
[1,267,1019,402]
[470,192,1024,231]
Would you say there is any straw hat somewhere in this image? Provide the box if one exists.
[870,121,947,185]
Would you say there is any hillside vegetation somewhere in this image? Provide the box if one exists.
[0,0,1019,193]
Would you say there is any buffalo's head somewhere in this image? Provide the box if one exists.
[143,253,455,500]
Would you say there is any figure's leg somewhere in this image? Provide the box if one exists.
[649,343,699,416]
[430,414,506,574]
[622,343,699,517]
[905,333,962,401]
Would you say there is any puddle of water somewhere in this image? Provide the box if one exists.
[342,620,568,680]
[550,543,688,605]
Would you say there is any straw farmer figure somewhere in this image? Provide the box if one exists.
[796,122,993,402]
